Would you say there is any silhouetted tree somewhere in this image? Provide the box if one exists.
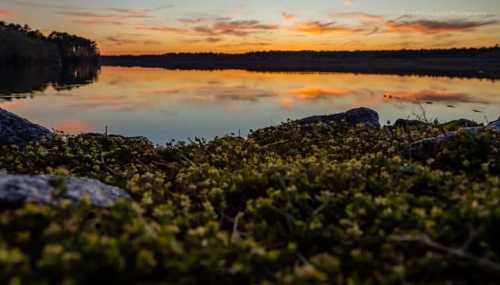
[48,32,99,63]
[0,22,100,65]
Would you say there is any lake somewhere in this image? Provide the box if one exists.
[1,65,499,144]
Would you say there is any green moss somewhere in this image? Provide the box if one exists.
[0,122,499,284]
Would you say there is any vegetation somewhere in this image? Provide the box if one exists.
[0,120,499,284]
[0,22,99,65]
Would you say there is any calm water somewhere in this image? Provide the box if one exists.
[1,66,499,144]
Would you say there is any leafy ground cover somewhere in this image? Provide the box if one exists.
[0,122,499,284]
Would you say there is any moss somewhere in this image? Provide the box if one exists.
[0,122,499,284]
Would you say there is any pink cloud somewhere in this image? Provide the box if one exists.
[0,9,13,17]
[386,18,498,34]
[281,12,296,22]
[136,25,186,33]
[292,21,363,34]
[53,120,92,134]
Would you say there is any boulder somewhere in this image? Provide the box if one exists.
[487,119,500,130]
[294,107,380,128]
[440,119,480,129]
[404,124,499,160]
[0,175,130,207]
[0,108,52,146]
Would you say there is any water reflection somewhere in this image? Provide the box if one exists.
[0,64,100,99]
[0,66,499,143]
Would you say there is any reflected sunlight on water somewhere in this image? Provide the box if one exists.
[1,66,499,143]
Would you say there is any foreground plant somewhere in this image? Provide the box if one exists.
[0,122,499,284]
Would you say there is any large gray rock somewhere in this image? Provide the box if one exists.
[404,117,499,160]
[0,108,52,146]
[294,107,380,128]
[440,119,480,129]
[487,119,500,130]
[0,175,130,207]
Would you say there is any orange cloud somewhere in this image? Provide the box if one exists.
[53,120,92,134]
[292,21,363,34]
[289,87,352,99]
[280,98,294,110]
[0,9,12,17]
[136,25,185,33]
[0,100,25,110]
[282,12,296,22]
[178,17,211,24]
[386,18,498,34]
[140,89,181,95]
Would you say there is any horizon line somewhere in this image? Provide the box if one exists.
[101,45,500,57]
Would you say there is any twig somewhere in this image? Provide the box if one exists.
[390,234,500,274]
[231,212,244,243]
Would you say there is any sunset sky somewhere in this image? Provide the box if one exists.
[0,0,499,54]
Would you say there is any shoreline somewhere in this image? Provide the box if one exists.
[100,47,500,80]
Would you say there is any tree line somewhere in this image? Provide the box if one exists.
[0,22,99,65]
[101,46,500,79]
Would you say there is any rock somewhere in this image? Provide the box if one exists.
[393,119,430,128]
[249,108,380,143]
[0,108,52,146]
[294,107,380,128]
[403,125,499,160]
[487,119,500,130]
[0,175,130,207]
[440,119,480,129]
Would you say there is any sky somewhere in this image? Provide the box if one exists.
[0,0,499,54]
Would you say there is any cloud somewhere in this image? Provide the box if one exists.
[53,120,92,134]
[288,87,352,99]
[183,37,224,44]
[0,100,25,110]
[58,7,168,26]
[140,89,181,96]
[331,12,385,23]
[143,40,162,45]
[107,8,153,17]
[199,19,278,37]
[193,85,277,102]
[177,17,278,37]
[103,33,163,45]
[62,10,152,19]
[0,9,12,17]
[386,17,498,34]
[8,0,77,10]
[384,90,490,104]
[178,17,211,24]
[137,25,185,33]
[217,41,272,48]
[66,94,157,112]
[281,12,296,22]
[104,36,138,45]
[292,21,363,34]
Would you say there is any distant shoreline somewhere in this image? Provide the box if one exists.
[100,47,500,80]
